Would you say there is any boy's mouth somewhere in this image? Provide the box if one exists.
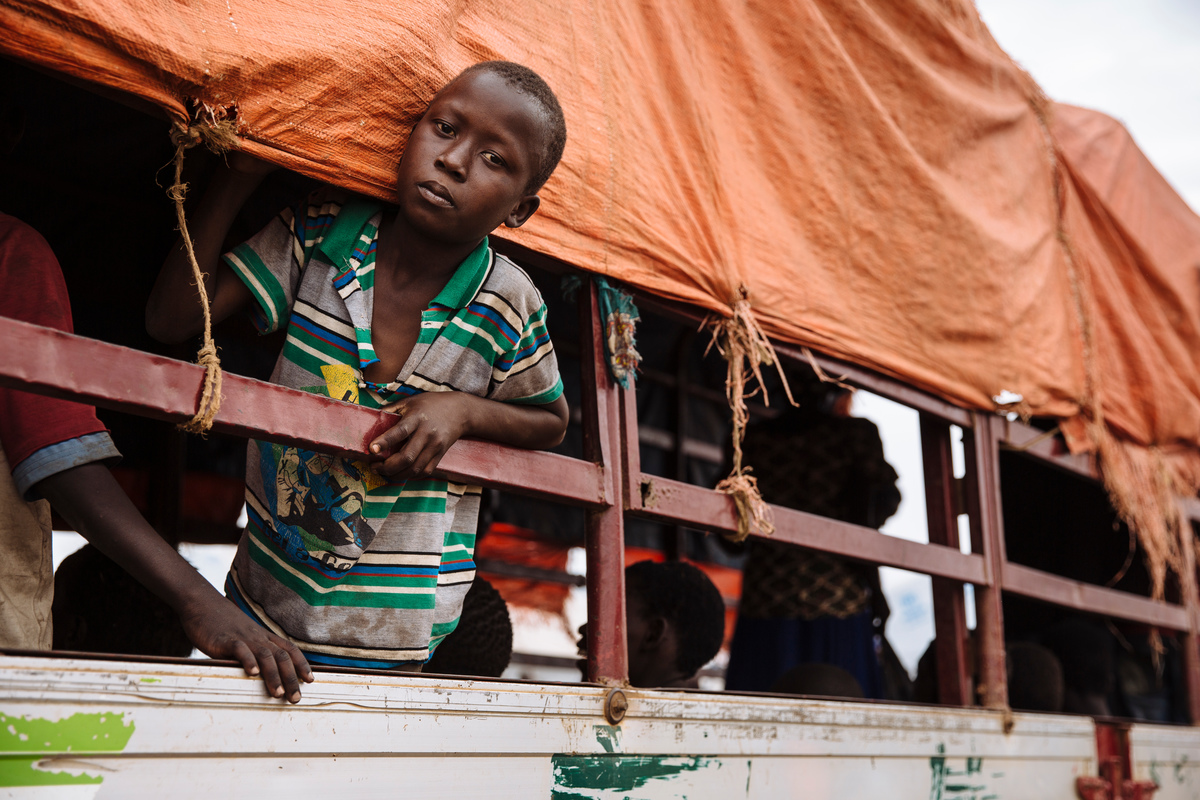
[417,181,455,208]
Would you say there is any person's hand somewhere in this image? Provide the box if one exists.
[368,392,473,479]
[226,150,279,176]
[178,593,314,703]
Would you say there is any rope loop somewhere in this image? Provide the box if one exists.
[166,105,239,435]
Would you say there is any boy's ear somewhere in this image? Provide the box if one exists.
[641,616,669,650]
[503,194,540,229]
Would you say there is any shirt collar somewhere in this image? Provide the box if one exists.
[429,237,492,310]
[315,196,382,269]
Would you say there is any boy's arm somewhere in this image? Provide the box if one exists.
[145,154,275,344]
[367,392,569,479]
[36,463,314,702]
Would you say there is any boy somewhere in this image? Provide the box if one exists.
[576,561,726,688]
[147,61,569,693]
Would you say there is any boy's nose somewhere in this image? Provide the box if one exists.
[435,143,468,181]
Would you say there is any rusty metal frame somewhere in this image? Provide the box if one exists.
[4,268,1200,718]
[921,414,972,706]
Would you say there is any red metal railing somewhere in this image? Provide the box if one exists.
[2,269,1199,718]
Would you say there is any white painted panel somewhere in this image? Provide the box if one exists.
[73,756,551,800]
[0,656,1107,799]
[1129,723,1200,800]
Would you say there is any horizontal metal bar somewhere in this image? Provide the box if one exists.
[0,316,607,507]
[997,418,1098,480]
[631,474,987,584]
[1002,562,1189,629]
[508,652,580,669]
[475,558,587,586]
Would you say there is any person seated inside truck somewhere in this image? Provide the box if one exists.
[913,636,1064,713]
[1006,641,1064,713]
[1042,618,1115,716]
[424,577,513,678]
[52,545,194,657]
[724,373,900,699]
[0,75,312,699]
[577,560,726,688]
[146,61,570,680]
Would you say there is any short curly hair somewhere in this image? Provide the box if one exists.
[426,577,513,677]
[626,560,726,678]
[448,60,567,193]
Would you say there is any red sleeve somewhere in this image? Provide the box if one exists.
[0,213,108,469]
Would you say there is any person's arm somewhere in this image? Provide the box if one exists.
[367,392,569,479]
[145,154,275,344]
[35,462,314,702]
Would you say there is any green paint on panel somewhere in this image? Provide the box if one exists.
[551,754,717,799]
[0,711,134,787]
[139,678,161,684]
[929,744,998,800]
[593,725,622,754]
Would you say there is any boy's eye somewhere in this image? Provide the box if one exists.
[434,120,454,136]
[482,152,506,167]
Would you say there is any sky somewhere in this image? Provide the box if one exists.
[975,0,1200,213]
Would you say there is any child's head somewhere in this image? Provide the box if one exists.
[624,560,726,687]
[397,61,566,244]
[770,663,865,699]
[1006,642,1064,712]
[425,577,513,677]
[445,61,567,195]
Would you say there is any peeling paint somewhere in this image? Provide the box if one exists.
[930,744,998,800]
[551,754,719,799]
[594,725,622,754]
[0,711,134,787]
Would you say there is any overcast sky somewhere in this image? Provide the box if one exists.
[975,0,1200,213]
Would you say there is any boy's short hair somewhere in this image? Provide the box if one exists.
[1006,642,1064,712]
[626,560,726,677]
[449,60,567,193]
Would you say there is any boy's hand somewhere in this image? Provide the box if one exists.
[178,594,314,703]
[369,392,472,480]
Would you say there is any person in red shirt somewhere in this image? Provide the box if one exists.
[0,212,313,702]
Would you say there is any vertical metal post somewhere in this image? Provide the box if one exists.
[1178,512,1200,725]
[579,279,629,686]
[920,414,972,706]
[963,412,1008,709]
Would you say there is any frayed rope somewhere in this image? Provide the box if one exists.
[167,105,239,435]
[704,284,797,542]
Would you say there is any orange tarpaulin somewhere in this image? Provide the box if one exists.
[3,2,1198,495]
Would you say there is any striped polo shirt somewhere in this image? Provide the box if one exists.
[222,190,562,668]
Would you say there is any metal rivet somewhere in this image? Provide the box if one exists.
[604,687,628,725]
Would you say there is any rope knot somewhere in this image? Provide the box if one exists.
[704,284,798,542]
[167,103,239,435]
[169,123,204,150]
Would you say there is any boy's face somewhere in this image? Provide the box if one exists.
[397,70,543,244]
